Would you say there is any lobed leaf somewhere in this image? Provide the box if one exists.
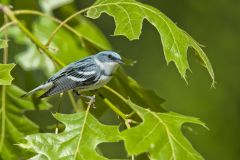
[0,63,15,85]
[87,0,215,84]
[121,100,207,160]
[22,111,120,159]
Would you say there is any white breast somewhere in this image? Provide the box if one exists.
[79,75,112,92]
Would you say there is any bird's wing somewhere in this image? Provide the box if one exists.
[39,58,101,98]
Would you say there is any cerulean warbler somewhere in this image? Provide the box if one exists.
[22,51,124,98]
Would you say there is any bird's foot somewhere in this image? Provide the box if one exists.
[85,95,96,108]
[73,89,81,96]
[73,90,97,108]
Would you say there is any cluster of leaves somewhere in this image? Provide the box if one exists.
[0,0,214,159]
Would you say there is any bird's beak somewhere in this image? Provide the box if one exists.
[116,59,125,64]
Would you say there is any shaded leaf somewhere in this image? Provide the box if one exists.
[87,0,215,84]
[115,69,165,111]
[0,63,15,85]
[74,18,111,50]
[121,100,206,160]
[0,85,51,159]
[22,111,120,159]
[39,0,74,14]
[50,5,112,50]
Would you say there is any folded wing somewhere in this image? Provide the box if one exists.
[39,57,101,98]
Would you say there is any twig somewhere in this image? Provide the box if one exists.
[1,5,64,67]
[1,5,84,115]
[0,5,134,121]
[0,14,9,153]
[97,92,127,120]
[103,85,127,103]
[45,7,90,47]
[0,21,15,33]
[13,10,86,48]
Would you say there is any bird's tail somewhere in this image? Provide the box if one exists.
[21,82,53,98]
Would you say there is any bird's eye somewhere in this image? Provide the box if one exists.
[108,55,113,59]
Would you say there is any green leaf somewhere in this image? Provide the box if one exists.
[0,39,8,49]
[0,63,15,85]
[0,85,51,159]
[58,5,112,50]
[121,100,206,160]
[22,111,120,159]
[115,69,165,112]
[74,18,112,50]
[87,0,215,84]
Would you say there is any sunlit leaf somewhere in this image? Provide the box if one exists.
[0,63,15,85]
[121,100,206,160]
[22,111,120,159]
[87,0,215,84]
[0,85,51,159]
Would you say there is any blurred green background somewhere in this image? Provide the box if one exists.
[1,0,240,159]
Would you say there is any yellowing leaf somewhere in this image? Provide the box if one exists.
[121,100,207,160]
[0,63,15,85]
[87,0,215,84]
[22,111,120,159]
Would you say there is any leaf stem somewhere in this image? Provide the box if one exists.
[74,95,94,159]
[0,14,9,153]
[99,93,127,120]
[13,10,86,48]
[0,5,131,121]
[45,7,90,47]
[0,86,6,152]
[0,21,15,33]
[0,5,85,114]
[103,85,127,103]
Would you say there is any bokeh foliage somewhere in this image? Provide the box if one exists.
[0,0,233,160]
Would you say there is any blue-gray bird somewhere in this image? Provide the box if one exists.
[21,51,124,98]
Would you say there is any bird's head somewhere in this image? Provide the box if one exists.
[95,51,124,64]
[94,51,124,75]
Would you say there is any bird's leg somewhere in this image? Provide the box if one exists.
[86,95,96,109]
[73,89,96,106]
[73,89,81,96]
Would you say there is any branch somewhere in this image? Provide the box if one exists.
[45,7,89,47]
[13,10,86,48]
[0,4,133,121]
[0,21,15,33]
[0,14,9,153]
[0,5,65,67]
